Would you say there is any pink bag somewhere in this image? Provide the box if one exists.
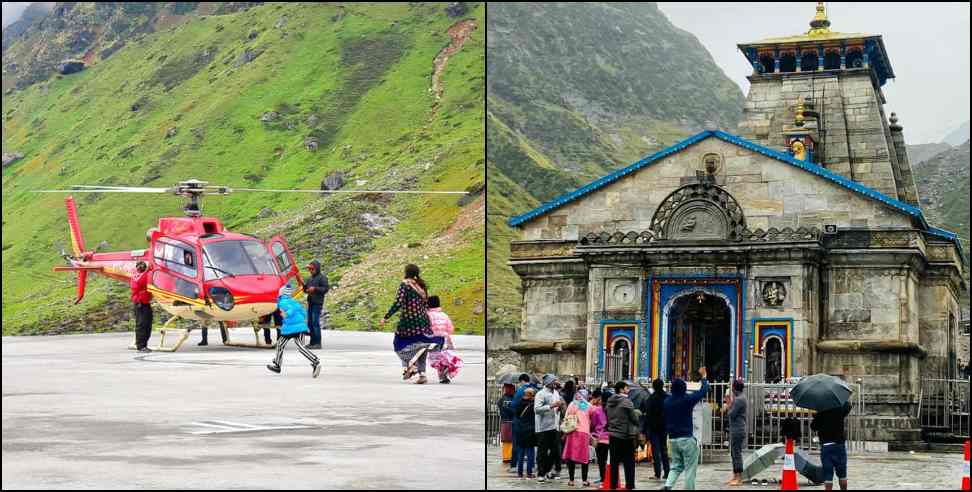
[430,349,463,379]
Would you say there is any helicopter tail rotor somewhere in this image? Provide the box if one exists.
[65,196,87,257]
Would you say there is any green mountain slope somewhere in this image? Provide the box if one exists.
[486,2,745,330]
[2,2,485,335]
[914,140,971,252]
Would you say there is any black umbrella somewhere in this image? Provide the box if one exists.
[627,385,651,410]
[791,374,852,412]
[495,371,540,386]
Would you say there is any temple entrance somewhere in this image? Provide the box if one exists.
[764,336,784,383]
[610,338,632,381]
[667,292,732,382]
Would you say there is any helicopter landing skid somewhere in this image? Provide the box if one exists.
[154,317,190,352]
[219,322,276,349]
[127,316,190,352]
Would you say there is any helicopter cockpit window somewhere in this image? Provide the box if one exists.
[154,238,197,278]
[271,242,292,273]
[203,240,278,279]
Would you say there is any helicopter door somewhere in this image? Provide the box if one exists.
[268,236,302,288]
[151,237,204,303]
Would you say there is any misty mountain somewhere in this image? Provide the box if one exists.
[486,2,745,330]
[942,120,971,147]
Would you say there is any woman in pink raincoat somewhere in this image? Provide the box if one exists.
[562,389,593,487]
[427,295,462,383]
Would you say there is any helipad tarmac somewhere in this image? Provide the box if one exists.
[2,330,486,489]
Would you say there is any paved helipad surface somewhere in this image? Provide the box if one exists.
[2,330,486,489]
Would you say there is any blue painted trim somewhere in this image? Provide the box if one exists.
[598,320,643,380]
[926,227,967,266]
[508,130,926,228]
[650,274,746,380]
[751,317,797,378]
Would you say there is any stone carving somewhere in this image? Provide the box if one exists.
[648,183,746,241]
[605,279,639,309]
[742,226,821,242]
[702,152,722,176]
[763,281,787,307]
[579,226,822,246]
[680,215,697,232]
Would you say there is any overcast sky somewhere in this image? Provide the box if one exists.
[4,2,969,143]
[658,2,970,144]
[2,2,32,29]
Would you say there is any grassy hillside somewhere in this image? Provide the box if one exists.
[2,2,485,335]
[485,2,745,330]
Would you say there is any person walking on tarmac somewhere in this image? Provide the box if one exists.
[267,283,321,378]
[130,261,154,353]
[302,260,329,349]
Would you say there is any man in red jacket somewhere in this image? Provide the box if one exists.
[130,261,154,352]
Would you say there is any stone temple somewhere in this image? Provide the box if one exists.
[505,3,967,440]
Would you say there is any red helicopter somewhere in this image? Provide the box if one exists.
[39,179,466,351]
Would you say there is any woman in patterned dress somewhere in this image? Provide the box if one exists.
[380,264,444,384]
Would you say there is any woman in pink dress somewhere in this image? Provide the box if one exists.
[561,389,593,486]
[588,389,610,486]
[426,295,463,383]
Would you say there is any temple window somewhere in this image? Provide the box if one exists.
[846,49,864,69]
[800,52,819,72]
[779,52,797,73]
[758,54,775,74]
[823,50,841,70]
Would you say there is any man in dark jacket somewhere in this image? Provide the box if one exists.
[498,383,517,468]
[663,367,709,491]
[645,378,670,480]
[510,373,535,474]
[811,400,852,491]
[605,381,640,490]
[302,259,329,349]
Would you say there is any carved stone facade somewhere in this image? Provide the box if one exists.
[503,5,968,443]
[507,134,967,442]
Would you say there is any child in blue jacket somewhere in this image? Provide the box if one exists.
[267,283,321,378]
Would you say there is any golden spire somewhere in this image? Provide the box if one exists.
[808,1,832,36]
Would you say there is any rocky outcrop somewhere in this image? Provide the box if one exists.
[2,152,25,167]
[321,171,345,191]
[57,59,85,75]
[445,2,467,18]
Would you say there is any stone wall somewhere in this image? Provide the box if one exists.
[519,137,913,241]
[737,70,902,200]
[918,279,962,379]
[585,265,644,379]
[746,262,817,379]
[819,260,922,396]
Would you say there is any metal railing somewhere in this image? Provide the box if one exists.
[917,377,970,440]
[604,353,627,383]
[486,378,502,446]
[485,375,867,454]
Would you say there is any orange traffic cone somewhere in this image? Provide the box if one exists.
[781,438,799,490]
[600,456,614,490]
[962,439,970,491]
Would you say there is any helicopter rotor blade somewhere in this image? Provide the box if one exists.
[232,188,468,195]
[69,184,172,192]
[33,189,171,193]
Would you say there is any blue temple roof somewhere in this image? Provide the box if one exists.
[507,129,964,262]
